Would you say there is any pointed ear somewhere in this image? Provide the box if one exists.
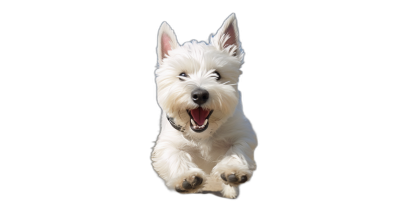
[157,22,179,65]
[211,13,241,57]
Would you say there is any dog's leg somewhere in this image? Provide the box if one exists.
[212,139,256,198]
[152,143,206,193]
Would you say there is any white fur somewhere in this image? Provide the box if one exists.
[152,14,257,198]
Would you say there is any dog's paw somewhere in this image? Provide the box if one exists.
[222,184,239,199]
[169,168,206,194]
[213,165,252,187]
[220,172,249,186]
[175,175,204,193]
[220,172,248,185]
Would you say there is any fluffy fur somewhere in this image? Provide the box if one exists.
[152,14,257,199]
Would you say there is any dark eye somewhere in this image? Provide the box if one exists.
[214,71,221,80]
[179,73,187,81]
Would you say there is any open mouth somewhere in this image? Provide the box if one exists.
[187,108,213,133]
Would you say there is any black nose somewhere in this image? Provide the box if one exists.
[191,88,209,105]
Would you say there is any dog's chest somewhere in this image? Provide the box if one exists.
[184,138,232,174]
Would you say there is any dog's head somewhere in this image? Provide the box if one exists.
[155,14,243,138]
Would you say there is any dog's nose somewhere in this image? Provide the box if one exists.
[191,88,209,106]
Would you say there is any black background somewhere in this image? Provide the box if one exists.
[53,5,346,208]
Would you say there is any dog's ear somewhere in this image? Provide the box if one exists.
[157,22,179,65]
[211,13,241,57]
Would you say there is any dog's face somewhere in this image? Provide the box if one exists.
[155,14,243,138]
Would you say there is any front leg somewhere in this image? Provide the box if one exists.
[212,140,257,198]
[152,143,206,193]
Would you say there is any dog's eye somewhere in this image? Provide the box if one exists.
[179,73,187,81]
[214,71,221,80]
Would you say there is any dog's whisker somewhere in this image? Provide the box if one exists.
[224,81,238,86]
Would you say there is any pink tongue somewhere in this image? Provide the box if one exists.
[190,108,210,126]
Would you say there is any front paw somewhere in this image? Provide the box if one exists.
[220,172,248,186]
[220,172,248,185]
[175,175,204,193]
[167,168,206,194]
[214,165,252,186]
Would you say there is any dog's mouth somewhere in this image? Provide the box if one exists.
[187,108,213,133]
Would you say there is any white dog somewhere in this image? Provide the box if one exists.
[152,14,257,199]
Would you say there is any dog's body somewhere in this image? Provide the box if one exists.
[152,14,257,198]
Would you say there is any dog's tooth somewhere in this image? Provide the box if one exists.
[204,119,208,126]
[191,119,196,126]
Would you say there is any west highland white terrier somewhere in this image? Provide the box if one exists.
[152,14,257,199]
